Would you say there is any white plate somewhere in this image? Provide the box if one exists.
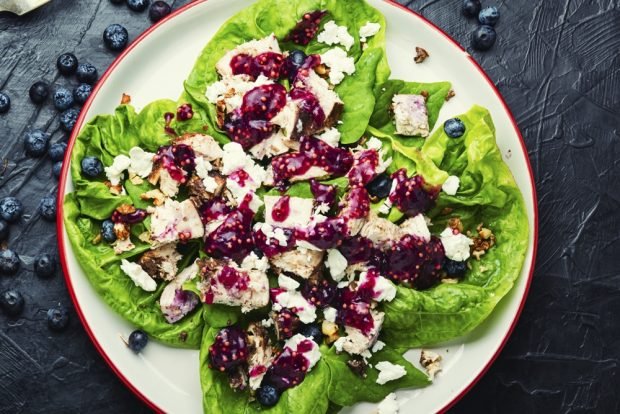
[57,1,538,413]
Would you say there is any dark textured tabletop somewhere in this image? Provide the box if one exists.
[0,0,618,413]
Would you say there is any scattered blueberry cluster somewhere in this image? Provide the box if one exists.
[462,0,500,51]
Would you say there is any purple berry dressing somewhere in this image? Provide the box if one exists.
[389,168,439,217]
[264,338,316,391]
[285,10,328,46]
[153,144,196,183]
[271,195,291,223]
[176,103,194,121]
[198,197,232,224]
[208,327,248,372]
[204,194,256,261]
[310,179,337,206]
[347,149,380,187]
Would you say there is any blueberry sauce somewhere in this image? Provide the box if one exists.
[289,88,325,133]
[111,208,147,224]
[310,179,337,206]
[301,279,337,308]
[285,10,327,46]
[264,339,315,391]
[301,217,347,250]
[380,235,445,288]
[389,169,439,217]
[204,195,255,261]
[215,266,249,291]
[153,144,196,183]
[271,196,291,223]
[272,307,300,339]
[335,288,375,335]
[231,52,285,80]
[199,197,232,224]
[163,112,176,136]
[340,187,370,219]
[176,103,194,121]
[347,149,380,187]
[208,327,248,372]
[338,236,374,264]
[253,227,295,257]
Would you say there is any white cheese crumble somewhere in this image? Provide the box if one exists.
[359,271,396,302]
[261,318,274,328]
[400,213,431,242]
[278,274,300,291]
[377,393,399,414]
[320,47,356,85]
[221,142,265,178]
[150,199,205,244]
[120,259,157,292]
[375,361,407,385]
[333,337,346,352]
[195,157,219,193]
[440,227,473,261]
[366,136,383,151]
[284,334,321,369]
[359,22,381,42]
[323,307,337,323]
[317,20,354,51]
[295,239,323,251]
[241,251,269,272]
[317,128,341,147]
[442,175,460,196]
[372,340,386,353]
[326,249,348,281]
[254,222,289,247]
[206,75,273,111]
[314,202,331,215]
[105,155,131,186]
[273,290,317,324]
[128,147,154,178]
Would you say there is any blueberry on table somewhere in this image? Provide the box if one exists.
[57,53,78,76]
[0,197,23,223]
[59,108,80,133]
[149,1,171,22]
[0,92,10,114]
[443,118,466,138]
[81,156,104,178]
[256,384,280,407]
[73,83,92,105]
[24,129,51,157]
[52,161,63,179]
[39,195,56,221]
[48,142,67,162]
[47,305,70,331]
[127,0,150,12]
[472,25,497,51]
[128,329,149,353]
[0,290,24,317]
[103,24,129,52]
[299,323,322,344]
[366,173,392,199]
[478,6,500,26]
[0,249,20,275]
[29,81,50,104]
[76,63,98,85]
[34,253,56,278]
[462,0,481,18]
[101,219,117,243]
[0,220,8,241]
[53,87,74,111]
[443,258,468,278]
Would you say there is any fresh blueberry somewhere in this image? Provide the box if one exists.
[472,25,497,51]
[128,329,149,352]
[0,92,10,114]
[0,290,24,316]
[47,305,70,331]
[52,161,63,179]
[60,108,80,133]
[103,24,129,52]
[0,249,20,275]
[289,50,307,68]
[0,220,8,241]
[256,384,280,407]
[81,156,104,178]
[127,0,150,12]
[478,6,500,26]
[76,63,98,85]
[0,197,23,223]
[101,219,117,243]
[462,0,481,18]
[366,173,392,199]
[299,323,322,344]
[39,195,56,221]
[149,1,171,22]
[252,248,264,259]
[53,87,74,111]
[72,83,92,105]
[29,81,50,104]
[443,258,468,278]
[48,142,67,162]
[24,129,51,157]
[34,253,56,278]
[444,118,466,138]
[57,53,78,76]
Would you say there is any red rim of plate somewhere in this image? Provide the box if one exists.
[56,1,539,413]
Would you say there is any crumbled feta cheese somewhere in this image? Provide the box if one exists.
[375,361,407,385]
[317,21,354,51]
[440,227,473,261]
[359,271,396,302]
[399,214,431,242]
[372,340,386,353]
[264,196,314,228]
[378,199,392,215]
[323,307,337,323]
[317,128,341,147]
[272,290,317,323]
[113,237,135,255]
[284,334,321,369]
[326,249,348,281]
[241,252,269,272]
[272,228,288,246]
[150,199,205,244]
[128,147,154,178]
[442,175,460,196]
[333,337,346,352]
[420,350,442,380]
[377,393,399,414]
[120,259,157,292]
[359,22,381,42]
[194,157,219,192]
[261,318,274,328]
[320,47,356,85]
[278,274,300,291]
[222,142,251,175]
[366,137,383,151]
[105,155,131,186]
[314,202,331,215]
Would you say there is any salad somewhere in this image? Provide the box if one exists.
[63,0,529,412]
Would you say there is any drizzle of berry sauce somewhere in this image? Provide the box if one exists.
[230,52,285,80]
[204,195,256,261]
[271,196,291,223]
[347,149,380,187]
[199,197,232,224]
[285,10,328,46]
[389,168,439,217]
[310,179,337,206]
[153,144,196,183]
[264,339,316,391]
[111,208,147,224]
[176,103,193,121]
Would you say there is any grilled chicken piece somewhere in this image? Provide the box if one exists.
[246,323,275,390]
[359,211,401,247]
[174,133,224,161]
[138,243,182,281]
[392,94,430,137]
[297,70,344,133]
[269,247,325,280]
[159,261,200,323]
[337,310,384,356]
[215,34,281,78]
[149,199,205,245]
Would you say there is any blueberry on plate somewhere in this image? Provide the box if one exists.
[73,83,92,105]
[299,323,322,344]
[101,219,117,243]
[103,24,129,52]
[472,25,497,51]
[443,118,466,138]
[478,6,500,26]
[0,249,20,275]
[0,289,24,317]
[462,0,481,18]
[366,173,392,199]
[0,197,23,223]
[24,129,51,157]
[39,195,56,221]
[149,1,171,22]
[0,220,8,241]
[256,384,280,407]
[29,81,50,104]
[81,156,104,178]
[127,0,150,12]
[443,258,468,278]
[0,92,10,114]
[47,305,70,331]
[53,87,74,111]
[128,329,149,352]
[57,53,78,76]
[48,142,67,162]
[52,161,63,179]
[76,63,98,85]
[59,108,80,133]
[34,253,56,278]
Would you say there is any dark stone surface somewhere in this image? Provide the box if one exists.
[0,0,618,412]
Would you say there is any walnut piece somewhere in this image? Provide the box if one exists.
[420,350,442,379]
[414,47,429,63]
[445,89,456,101]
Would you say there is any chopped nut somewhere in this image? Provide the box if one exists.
[92,233,102,245]
[104,181,124,195]
[113,222,130,240]
[315,64,330,78]
[471,223,496,260]
[346,358,368,378]
[448,217,464,233]
[420,350,442,379]
[179,331,188,342]
[414,47,429,63]
[322,320,340,344]
[129,174,143,185]
[121,93,131,104]
[116,204,136,215]
[445,89,456,101]
[140,189,166,206]
[420,90,430,100]
[472,249,485,260]
[215,100,226,128]
[479,227,493,240]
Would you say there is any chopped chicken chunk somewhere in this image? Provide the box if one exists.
[138,243,182,281]
[149,199,205,244]
[246,323,275,390]
[159,261,200,323]
[175,133,224,161]
[337,311,384,356]
[359,212,401,247]
[264,195,314,228]
[269,247,325,279]
[215,34,281,78]
[393,94,430,137]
